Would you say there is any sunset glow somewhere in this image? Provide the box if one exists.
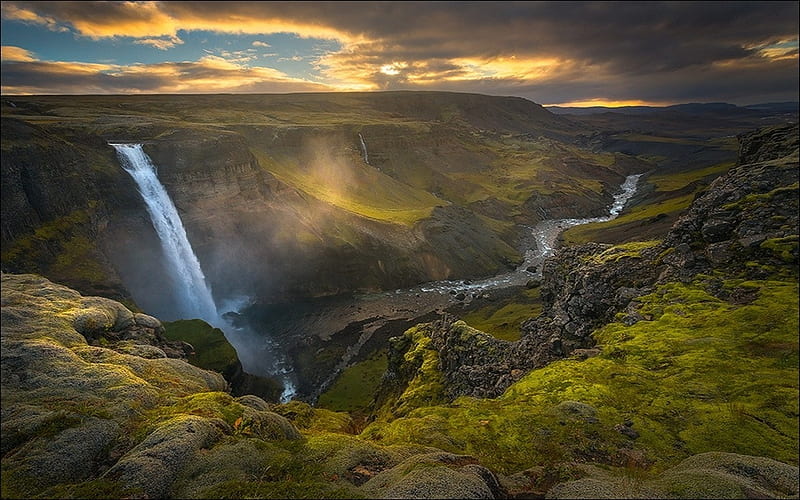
[1,1,797,105]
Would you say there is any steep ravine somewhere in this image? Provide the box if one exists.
[1,123,797,499]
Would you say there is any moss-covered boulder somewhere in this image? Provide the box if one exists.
[163,318,285,401]
[546,452,799,499]
[362,452,506,499]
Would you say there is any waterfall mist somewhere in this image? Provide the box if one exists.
[113,143,297,402]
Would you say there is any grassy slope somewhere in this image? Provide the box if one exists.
[317,351,389,412]
[2,94,616,228]
[360,274,799,476]
[162,319,239,374]
[561,159,736,245]
[459,287,542,342]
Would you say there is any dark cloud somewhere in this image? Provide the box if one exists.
[2,1,797,103]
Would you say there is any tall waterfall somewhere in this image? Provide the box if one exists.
[358,133,370,165]
[112,143,219,324]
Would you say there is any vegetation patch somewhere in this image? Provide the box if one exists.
[584,240,661,265]
[460,287,542,341]
[647,161,734,192]
[760,235,799,262]
[561,193,696,245]
[162,319,239,373]
[362,279,798,475]
[318,351,389,413]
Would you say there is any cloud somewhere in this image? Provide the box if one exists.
[1,45,37,62]
[2,1,798,103]
[1,1,356,41]
[1,51,333,94]
[134,35,184,51]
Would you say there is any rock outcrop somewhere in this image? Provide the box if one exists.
[546,452,799,499]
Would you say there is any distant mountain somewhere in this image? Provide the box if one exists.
[743,102,800,113]
[547,101,799,116]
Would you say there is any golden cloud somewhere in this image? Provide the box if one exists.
[1,45,37,62]
[2,1,356,42]
[134,35,184,51]
[1,51,334,94]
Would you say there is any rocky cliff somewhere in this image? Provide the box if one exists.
[1,273,512,498]
[2,93,632,318]
[2,122,797,499]
[353,123,798,498]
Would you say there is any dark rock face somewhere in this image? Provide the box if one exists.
[387,123,798,401]
[660,123,799,283]
[0,118,143,301]
[428,317,515,399]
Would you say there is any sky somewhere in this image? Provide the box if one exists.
[1,1,798,106]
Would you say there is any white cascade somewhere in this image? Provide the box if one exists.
[112,143,219,324]
[358,133,370,165]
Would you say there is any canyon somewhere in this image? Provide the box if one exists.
[1,92,797,499]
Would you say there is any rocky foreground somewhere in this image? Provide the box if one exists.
[1,123,798,498]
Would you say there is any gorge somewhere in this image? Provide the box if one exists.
[1,92,797,499]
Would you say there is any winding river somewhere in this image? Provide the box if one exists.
[228,174,642,401]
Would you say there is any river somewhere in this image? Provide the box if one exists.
[227,174,642,401]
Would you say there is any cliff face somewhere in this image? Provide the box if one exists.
[361,123,798,498]
[0,118,144,302]
[2,93,627,316]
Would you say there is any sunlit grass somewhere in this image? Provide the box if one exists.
[251,148,442,225]
[648,161,734,191]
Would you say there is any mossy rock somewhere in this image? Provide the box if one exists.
[654,452,800,498]
[546,452,799,499]
[104,416,224,499]
[162,319,238,373]
[362,452,505,499]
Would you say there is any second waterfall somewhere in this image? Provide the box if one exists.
[112,143,219,325]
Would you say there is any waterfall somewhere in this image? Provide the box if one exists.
[112,143,219,324]
[358,133,370,165]
[112,143,297,402]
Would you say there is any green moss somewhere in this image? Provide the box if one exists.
[362,279,798,475]
[318,351,389,412]
[647,161,734,192]
[3,209,88,272]
[272,400,354,434]
[392,326,447,417]
[42,479,142,500]
[760,235,798,262]
[460,287,541,341]
[584,240,661,265]
[175,437,363,499]
[162,319,239,373]
[723,182,799,211]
